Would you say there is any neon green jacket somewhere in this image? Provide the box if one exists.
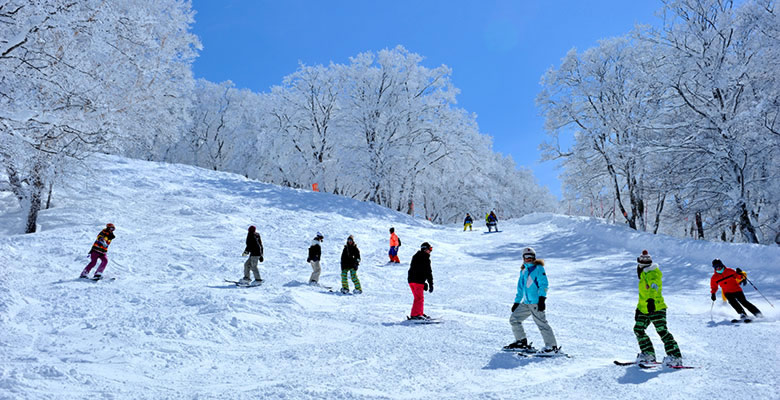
[637,264,667,314]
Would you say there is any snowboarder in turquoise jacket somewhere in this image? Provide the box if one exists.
[504,247,559,353]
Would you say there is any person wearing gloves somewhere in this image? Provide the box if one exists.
[80,223,116,280]
[307,232,324,285]
[407,242,435,320]
[710,259,762,320]
[240,225,263,285]
[339,235,362,294]
[633,250,682,367]
[503,247,559,353]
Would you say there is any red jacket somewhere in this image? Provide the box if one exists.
[710,267,743,294]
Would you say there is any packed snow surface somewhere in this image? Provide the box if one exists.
[1,155,778,399]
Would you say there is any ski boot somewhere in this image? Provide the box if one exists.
[503,338,536,353]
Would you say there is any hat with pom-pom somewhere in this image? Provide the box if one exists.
[637,250,652,266]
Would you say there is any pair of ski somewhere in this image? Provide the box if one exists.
[613,360,694,369]
[731,318,752,323]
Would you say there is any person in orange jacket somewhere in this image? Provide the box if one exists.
[710,259,762,320]
[388,227,401,263]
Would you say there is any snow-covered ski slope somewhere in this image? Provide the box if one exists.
[1,155,778,399]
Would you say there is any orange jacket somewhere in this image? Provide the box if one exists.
[390,232,400,247]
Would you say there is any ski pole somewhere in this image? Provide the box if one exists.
[745,277,775,308]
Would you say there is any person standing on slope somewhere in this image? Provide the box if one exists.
[307,232,324,285]
[340,235,362,294]
[408,242,434,320]
[486,211,498,232]
[240,225,263,286]
[388,227,401,263]
[503,247,559,353]
[463,213,473,231]
[80,223,116,280]
[710,259,762,321]
[633,250,683,367]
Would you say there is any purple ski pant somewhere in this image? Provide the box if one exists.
[82,251,108,277]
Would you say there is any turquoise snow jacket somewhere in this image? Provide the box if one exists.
[514,260,549,304]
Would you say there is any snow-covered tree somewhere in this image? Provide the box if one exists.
[0,0,199,233]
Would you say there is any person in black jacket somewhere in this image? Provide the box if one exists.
[339,235,362,294]
[307,232,324,285]
[240,225,263,285]
[408,242,434,320]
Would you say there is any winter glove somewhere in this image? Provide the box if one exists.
[259,256,263,262]
[424,282,428,291]
[307,258,311,262]
[646,298,655,313]
[242,251,249,256]
[537,296,546,312]
[711,293,716,301]
[428,282,433,293]
[511,303,519,312]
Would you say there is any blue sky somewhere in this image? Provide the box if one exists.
[189,0,661,198]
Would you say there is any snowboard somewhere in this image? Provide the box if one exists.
[638,363,694,370]
[405,316,442,324]
[514,346,570,358]
[79,276,116,282]
[614,360,693,369]
[225,279,263,287]
[483,230,501,234]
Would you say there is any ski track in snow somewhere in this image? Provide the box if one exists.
[1,154,779,399]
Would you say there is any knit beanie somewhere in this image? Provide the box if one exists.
[637,250,652,266]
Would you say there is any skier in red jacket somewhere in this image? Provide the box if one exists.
[710,259,762,321]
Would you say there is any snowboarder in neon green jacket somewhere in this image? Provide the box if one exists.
[633,250,682,367]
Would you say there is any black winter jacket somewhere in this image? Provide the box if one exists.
[245,232,263,257]
[340,244,361,271]
[408,250,433,285]
[308,242,321,262]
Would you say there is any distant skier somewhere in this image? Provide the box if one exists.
[633,250,683,367]
[388,227,401,263]
[486,211,498,232]
[408,242,434,320]
[503,247,559,353]
[463,213,473,231]
[240,225,263,286]
[307,232,324,285]
[80,223,116,280]
[340,235,362,294]
[710,259,762,321]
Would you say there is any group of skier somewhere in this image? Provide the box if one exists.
[462,211,499,232]
[79,222,766,367]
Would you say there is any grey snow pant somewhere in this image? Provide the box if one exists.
[243,256,262,280]
[510,303,558,348]
[309,260,321,283]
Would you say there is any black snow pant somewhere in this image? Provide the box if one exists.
[724,291,762,317]
[633,309,681,358]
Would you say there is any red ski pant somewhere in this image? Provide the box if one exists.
[82,251,108,276]
[409,282,425,317]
